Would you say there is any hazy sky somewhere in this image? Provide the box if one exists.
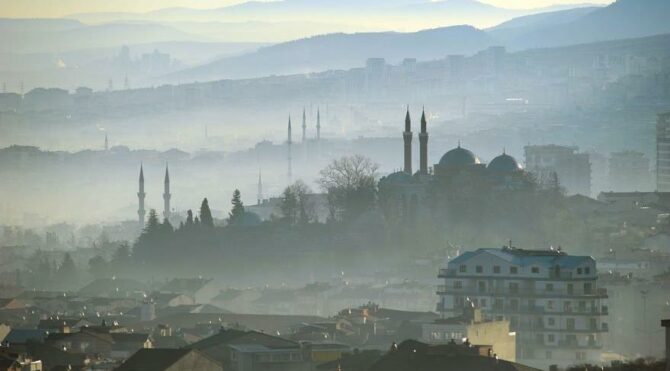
[1,0,615,18]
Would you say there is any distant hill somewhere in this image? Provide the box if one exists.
[497,0,670,50]
[167,25,496,81]
[0,19,200,53]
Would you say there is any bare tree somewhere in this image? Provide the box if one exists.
[318,155,378,222]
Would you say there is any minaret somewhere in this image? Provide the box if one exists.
[104,133,109,151]
[316,108,321,141]
[403,107,413,174]
[287,116,293,184]
[257,171,263,205]
[138,165,146,229]
[302,108,307,143]
[163,164,171,221]
[419,108,428,175]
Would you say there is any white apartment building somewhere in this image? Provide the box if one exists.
[437,247,608,369]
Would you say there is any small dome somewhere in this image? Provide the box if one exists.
[438,146,480,168]
[381,171,414,184]
[488,153,522,173]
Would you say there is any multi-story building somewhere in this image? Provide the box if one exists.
[657,112,670,191]
[436,246,608,369]
[525,145,591,196]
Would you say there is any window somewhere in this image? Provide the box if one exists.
[478,281,486,293]
[585,267,591,274]
[494,299,503,310]
[476,265,483,273]
[454,281,462,289]
[493,266,501,274]
[564,301,572,312]
[547,300,554,310]
[548,317,555,326]
[577,268,583,275]
[459,265,467,273]
[480,298,487,307]
[531,267,540,274]
[510,299,519,310]
[509,282,519,294]
[545,283,554,292]
[510,266,518,274]
[584,283,592,294]
[548,334,555,342]
[576,351,586,361]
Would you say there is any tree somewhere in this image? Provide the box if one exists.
[279,187,298,225]
[229,190,245,225]
[185,210,194,227]
[318,155,378,221]
[145,209,160,234]
[279,180,313,225]
[200,198,214,227]
[57,252,77,285]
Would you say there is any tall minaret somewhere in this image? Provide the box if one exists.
[257,171,263,205]
[287,116,293,184]
[403,107,413,174]
[419,108,428,175]
[163,164,171,221]
[302,108,307,142]
[104,133,109,151]
[316,108,321,141]
[138,165,146,229]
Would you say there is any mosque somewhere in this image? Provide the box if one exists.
[378,108,534,219]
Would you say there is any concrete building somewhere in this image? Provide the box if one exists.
[421,306,516,362]
[525,145,591,196]
[657,112,670,191]
[437,246,608,369]
[609,151,652,192]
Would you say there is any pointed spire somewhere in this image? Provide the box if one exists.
[404,106,411,132]
[164,163,170,183]
[287,115,292,144]
[139,164,144,183]
[104,133,109,151]
[420,107,427,133]
[257,170,263,205]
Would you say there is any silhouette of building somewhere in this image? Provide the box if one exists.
[524,145,591,196]
[287,115,293,184]
[657,112,670,191]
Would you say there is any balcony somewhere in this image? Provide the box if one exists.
[438,268,457,278]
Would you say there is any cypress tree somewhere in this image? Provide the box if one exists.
[200,198,214,227]
[229,190,245,225]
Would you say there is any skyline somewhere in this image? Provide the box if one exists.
[0,0,614,18]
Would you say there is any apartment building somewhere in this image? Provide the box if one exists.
[436,246,608,369]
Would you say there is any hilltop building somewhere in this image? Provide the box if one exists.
[657,112,670,191]
[524,145,591,196]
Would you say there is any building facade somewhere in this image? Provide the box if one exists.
[524,145,591,196]
[436,247,608,369]
[657,112,670,192]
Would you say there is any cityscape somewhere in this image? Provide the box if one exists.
[1,0,670,370]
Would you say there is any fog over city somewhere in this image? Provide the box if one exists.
[1,1,670,371]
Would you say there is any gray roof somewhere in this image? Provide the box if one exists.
[450,248,593,269]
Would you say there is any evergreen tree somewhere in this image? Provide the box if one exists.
[229,190,245,225]
[162,218,174,233]
[185,210,194,226]
[200,198,214,227]
[57,252,77,285]
[145,209,160,233]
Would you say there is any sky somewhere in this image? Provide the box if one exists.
[0,0,615,18]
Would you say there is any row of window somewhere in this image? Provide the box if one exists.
[458,264,591,275]
[452,280,594,294]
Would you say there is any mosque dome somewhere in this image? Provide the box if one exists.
[488,153,522,173]
[381,171,414,184]
[438,146,480,168]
